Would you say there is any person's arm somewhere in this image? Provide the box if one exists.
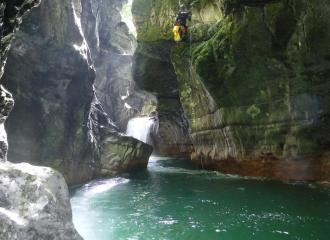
[188,11,191,21]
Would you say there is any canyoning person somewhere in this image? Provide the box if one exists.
[175,4,191,39]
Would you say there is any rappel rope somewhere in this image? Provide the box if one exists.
[188,22,211,180]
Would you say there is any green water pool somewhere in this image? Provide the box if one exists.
[69,156,330,239]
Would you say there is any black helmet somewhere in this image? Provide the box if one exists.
[180,4,185,9]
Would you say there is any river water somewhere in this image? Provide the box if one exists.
[70,156,330,240]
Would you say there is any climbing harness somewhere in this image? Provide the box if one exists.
[188,22,211,180]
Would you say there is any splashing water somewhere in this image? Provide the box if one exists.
[126,117,154,143]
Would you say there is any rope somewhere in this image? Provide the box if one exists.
[188,22,211,180]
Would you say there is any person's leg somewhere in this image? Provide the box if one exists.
[182,25,187,38]
[184,26,187,34]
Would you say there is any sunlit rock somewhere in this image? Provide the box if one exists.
[80,0,150,131]
[0,86,14,162]
[88,95,153,178]
[0,162,82,239]
[1,0,153,186]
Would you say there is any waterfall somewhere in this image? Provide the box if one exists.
[126,117,154,144]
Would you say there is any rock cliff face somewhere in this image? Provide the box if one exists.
[131,1,195,156]
[77,0,193,156]
[0,0,40,79]
[132,41,194,156]
[134,0,330,181]
[79,0,152,130]
[0,1,82,239]
[2,0,153,186]
[0,0,41,162]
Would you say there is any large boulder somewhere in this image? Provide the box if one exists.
[0,162,82,240]
[88,95,153,179]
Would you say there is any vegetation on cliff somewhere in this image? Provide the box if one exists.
[134,0,330,181]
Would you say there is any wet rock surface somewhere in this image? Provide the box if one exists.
[174,0,330,181]
[0,86,13,161]
[88,95,153,179]
[0,0,40,163]
[0,1,83,239]
[135,0,330,181]
[2,0,97,186]
[132,41,194,157]
[2,0,153,186]
[81,0,154,131]
[81,0,193,156]
[0,162,82,240]
[99,129,153,176]
[0,0,41,79]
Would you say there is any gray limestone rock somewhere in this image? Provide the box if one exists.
[0,0,39,162]
[0,162,83,240]
[81,0,155,132]
[0,85,13,161]
[0,0,41,79]
[2,0,153,186]
[88,94,153,179]
[132,42,194,157]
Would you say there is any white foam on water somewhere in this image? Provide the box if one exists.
[78,178,130,196]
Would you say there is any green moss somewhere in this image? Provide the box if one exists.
[186,0,214,11]
[247,105,261,119]
[52,159,64,168]
[26,174,37,182]
[170,0,330,164]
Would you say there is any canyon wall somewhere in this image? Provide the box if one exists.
[133,0,330,181]
[132,1,194,156]
[0,1,82,239]
[2,0,152,187]
[78,0,193,156]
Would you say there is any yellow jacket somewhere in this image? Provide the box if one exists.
[173,26,182,42]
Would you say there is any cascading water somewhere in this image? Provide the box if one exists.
[126,117,154,144]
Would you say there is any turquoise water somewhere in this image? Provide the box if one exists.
[70,157,330,240]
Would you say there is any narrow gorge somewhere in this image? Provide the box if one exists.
[1,0,330,239]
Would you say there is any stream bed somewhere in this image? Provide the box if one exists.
[70,156,330,239]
